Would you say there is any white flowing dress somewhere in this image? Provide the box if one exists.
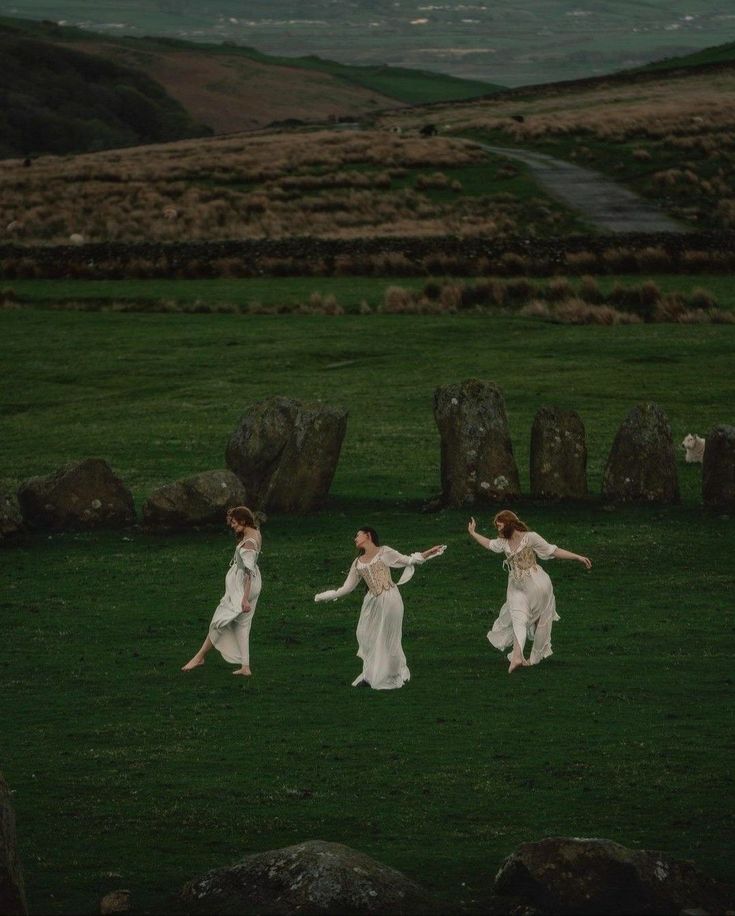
[486,531,559,665]
[315,546,442,690]
[208,536,261,666]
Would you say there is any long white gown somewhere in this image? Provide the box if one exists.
[486,531,560,665]
[315,546,441,690]
[209,536,261,666]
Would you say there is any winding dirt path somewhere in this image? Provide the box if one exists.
[474,142,687,234]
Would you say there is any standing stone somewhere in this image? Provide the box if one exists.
[143,470,248,529]
[178,840,437,915]
[530,407,588,499]
[702,425,735,509]
[226,398,347,514]
[0,483,24,543]
[0,773,28,916]
[433,379,520,506]
[17,458,135,530]
[602,403,679,503]
[494,836,734,915]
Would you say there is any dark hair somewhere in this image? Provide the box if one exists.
[357,526,380,554]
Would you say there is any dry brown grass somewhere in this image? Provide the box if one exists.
[378,69,735,229]
[0,129,564,245]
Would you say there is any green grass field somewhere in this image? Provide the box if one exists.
[2,308,734,914]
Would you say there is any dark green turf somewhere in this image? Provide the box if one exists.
[2,310,734,913]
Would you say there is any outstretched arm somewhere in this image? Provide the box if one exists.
[467,516,505,552]
[552,546,592,569]
[315,561,360,602]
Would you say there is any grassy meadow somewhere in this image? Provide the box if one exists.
[2,306,735,914]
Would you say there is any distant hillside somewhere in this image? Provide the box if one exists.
[0,23,211,158]
[6,0,735,87]
[635,40,735,74]
[0,17,502,154]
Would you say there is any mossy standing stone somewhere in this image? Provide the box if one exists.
[530,406,588,499]
[17,458,135,530]
[602,403,679,503]
[433,379,520,506]
[143,470,248,529]
[702,424,735,509]
[226,397,347,514]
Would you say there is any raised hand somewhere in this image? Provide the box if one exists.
[467,516,477,536]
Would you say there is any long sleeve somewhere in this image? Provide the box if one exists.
[382,545,444,586]
[315,560,360,602]
[527,531,557,560]
[486,538,506,554]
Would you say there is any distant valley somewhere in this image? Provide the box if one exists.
[2,0,733,85]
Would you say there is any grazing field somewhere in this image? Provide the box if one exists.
[2,308,734,914]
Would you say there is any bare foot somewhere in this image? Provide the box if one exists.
[181,657,205,671]
[232,666,252,677]
[508,657,526,674]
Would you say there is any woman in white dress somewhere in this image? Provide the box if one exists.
[315,527,445,690]
[181,506,262,677]
[468,510,591,673]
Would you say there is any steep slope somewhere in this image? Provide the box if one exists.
[0,24,211,157]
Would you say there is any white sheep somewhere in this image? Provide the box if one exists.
[682,433,705,463]
[69,233,85,245]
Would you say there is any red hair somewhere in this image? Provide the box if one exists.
[493,510,529,539]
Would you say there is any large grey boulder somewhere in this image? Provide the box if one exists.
[142,470,248,529]
[530,407,588,500]
[226,398,347,514]
[179,840,437,915]
[494,836,734,915]
[0,483,24,543]
[17,458,135,530]
[0,773,28,916]
[433,379,520,506]
[702,424,735,509]
[602,403,679,503]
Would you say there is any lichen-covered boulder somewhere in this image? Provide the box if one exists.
[530,407,588,500]
[433,379,520,506]
[17,458,135,530]
[494,836,734,915]
[142,470,248,529]
[179,840,437,915]
[0,773,28,916]
[0,483,24,543]
[702,425,735,509]
[226,398,347,514]
[99,890,132,914]
[602,403,679,503]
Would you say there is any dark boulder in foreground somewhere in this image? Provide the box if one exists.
[494,836,734,915]
[702,424,735,509]
[226,397,347,514]
[602,403,679,503]
[17,458,135,530]
[0,773,28,916]
[433,379,520,506]
[142,470,248,529]
[179,840,437,915]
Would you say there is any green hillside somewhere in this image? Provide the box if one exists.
[0,22,211,158]
[635,40,735,74]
